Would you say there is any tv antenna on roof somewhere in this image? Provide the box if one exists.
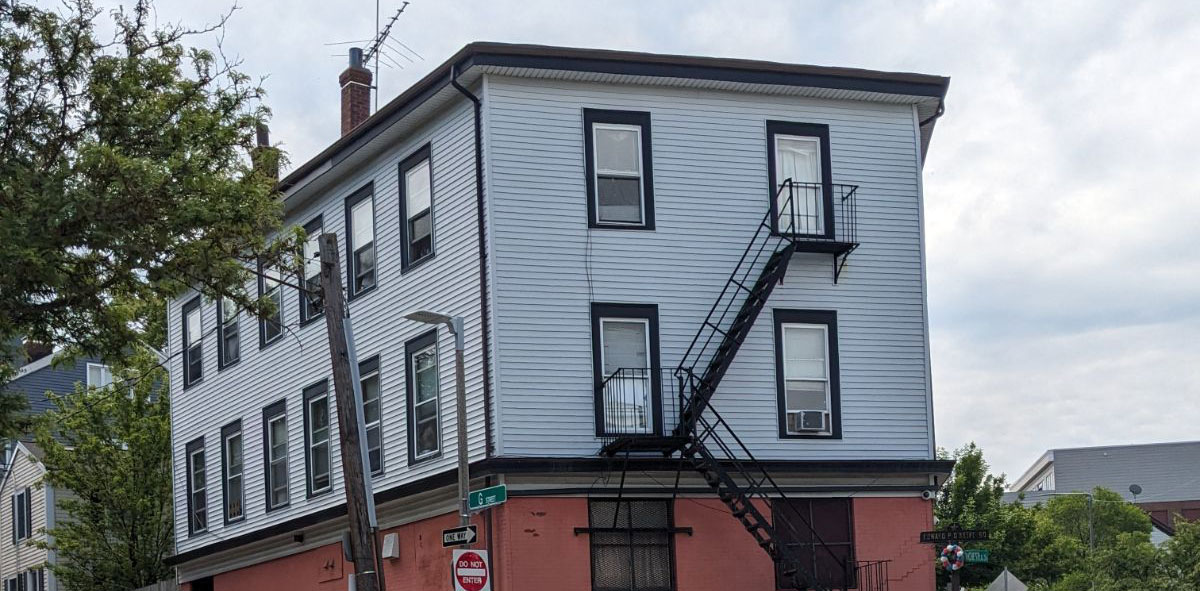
[364,2,413,111]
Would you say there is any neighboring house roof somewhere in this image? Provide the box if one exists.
[4,354,98,415]
[1009,440,1200,504]
[0,440,45,495]
[279,41,950,199]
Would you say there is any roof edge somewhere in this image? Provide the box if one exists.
[278,41,950,193]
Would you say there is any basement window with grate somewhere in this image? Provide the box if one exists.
[587,499,675,591]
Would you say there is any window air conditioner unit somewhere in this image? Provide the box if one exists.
[790,410,827,432]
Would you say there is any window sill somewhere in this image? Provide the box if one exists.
[409,451,441,466]
[265,502,290,514]
[588,221,655,231]
[306,486,333,500]
[223,516,245,527]
[299,314,325,328]
[778,431,841,440]
[401,253,436,275]
[346,283,378,303]
[217,359,241,372]
[182,378,203,391]
[259,333,284,351]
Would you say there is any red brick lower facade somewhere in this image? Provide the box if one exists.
[183,496,933,591]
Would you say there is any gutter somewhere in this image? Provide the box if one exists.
[449,64,495,458]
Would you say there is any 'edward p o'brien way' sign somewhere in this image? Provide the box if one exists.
[919,527,990,543]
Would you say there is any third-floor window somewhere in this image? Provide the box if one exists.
[346,184,377,297]
[584,109,655,230]
[182,297,202,387]
[399,145,434,271]
[300,216,324,325]
[217,298,239,368]
[258,263,283,347]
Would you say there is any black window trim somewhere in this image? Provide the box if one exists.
[765,121,834,239]
[585,497,678,591]
[257,259,285,349]
[10,486,31,544]
[299,214,325,327]
[216,297,240,371]
[398,143,436,272]
[771,497,856,590]
[302,380,333,498]
[583,109,655,230]
[181,296,203,389]
[773,309,841,439]
[262,399,289,512]
[405,329,441,466]
[589,302,663,437]
[344,182,377,300]
[185,436,207,536]
[359,355,384,476]
[220,419,244,525]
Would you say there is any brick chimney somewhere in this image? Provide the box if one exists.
[340,47,372,135]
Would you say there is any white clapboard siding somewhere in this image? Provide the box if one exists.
[168,99,488,554]
[483,75,934,460]
[0,446,50,582]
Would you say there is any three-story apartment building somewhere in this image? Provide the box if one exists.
[168,43,952,591]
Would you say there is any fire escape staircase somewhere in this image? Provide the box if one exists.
[599,180,866,590]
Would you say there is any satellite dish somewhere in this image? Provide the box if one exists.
[1129,484,1143,496]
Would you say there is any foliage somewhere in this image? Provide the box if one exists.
[935,443,1200,590]
[33,349,173,591]
[0,0,295,378]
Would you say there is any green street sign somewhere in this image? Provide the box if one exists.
[468,484,507,512]
[964,549,989,564]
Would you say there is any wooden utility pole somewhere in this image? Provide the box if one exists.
[318,233,380,591]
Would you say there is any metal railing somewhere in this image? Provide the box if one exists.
[775,180,859,246]
[853,560,891,591]
[596,368,682,442]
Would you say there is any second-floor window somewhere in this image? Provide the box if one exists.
[263,400,289,510]
[86,363,113,389]
[300,216,324,325]
[360,356,383,474]
[346,185,377,297]
[221,420,243,523]
[584,109,654,230]
[406,331,440,463]
[774,309,840,438]
[767,121,833,238]
[217,298,239,368]
[303,381,332,496]
[258,263,284,347]
[591,303,661,437]
[182,297,202,387]
[185,438,207,535]
[399,145,435,270]
[11,487,31,543]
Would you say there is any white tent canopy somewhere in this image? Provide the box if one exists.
[985,568,1028,591]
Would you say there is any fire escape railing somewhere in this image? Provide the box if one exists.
[596,368,683,448]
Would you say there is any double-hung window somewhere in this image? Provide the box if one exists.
[584,109,654,229]
[221,421,244,523]
[399,145,434,270]
[11,487,31,543]
[303,381,332,496]
[591,303,661,437]
[346,185,377,297]
[774,310,840,438]
[262,401,289,510]
[300,216,324,324]
[258,263,284,347]
[86,363,113,389]
[405,331,440,463]
[359,356,383,474]
[766,121,833,238]
[182,297,203,387]
[772,498,855,590]
[587,499,675,591]
[217,298,240,368]
[185,438,207,535]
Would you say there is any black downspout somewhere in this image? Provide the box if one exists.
[450,64,495,458]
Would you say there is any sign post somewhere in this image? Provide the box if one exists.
[468,484,508,512]
[452,549,491,591]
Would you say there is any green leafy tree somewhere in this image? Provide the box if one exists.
[1164,519,1200,589]
[0,0,295,381]
[34,349,172,591]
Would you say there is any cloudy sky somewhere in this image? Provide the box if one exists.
[141,0,1200,481]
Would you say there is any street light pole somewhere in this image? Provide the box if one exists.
[403,311,470,530]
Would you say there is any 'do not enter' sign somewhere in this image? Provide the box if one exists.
[452,549,491,591]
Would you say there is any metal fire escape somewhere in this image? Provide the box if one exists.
[599,180,872,591]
